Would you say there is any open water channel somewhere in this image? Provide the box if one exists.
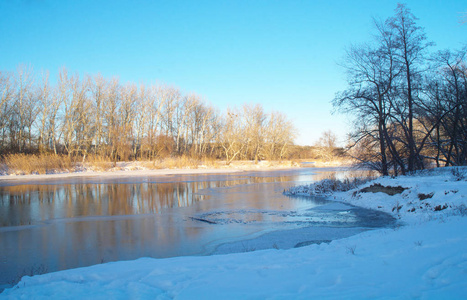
[0,167,395,290]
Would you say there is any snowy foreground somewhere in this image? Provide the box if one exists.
[2,168,467,299]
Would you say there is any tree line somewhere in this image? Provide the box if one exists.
[0,66,296,164]
[334,4,467,175]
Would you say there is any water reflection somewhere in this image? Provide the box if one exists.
[0,167,386,290]
[1,171,331,227]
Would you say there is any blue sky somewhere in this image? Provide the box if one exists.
[1,0,466,145]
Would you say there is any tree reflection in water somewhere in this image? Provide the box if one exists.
[0,168,380,289]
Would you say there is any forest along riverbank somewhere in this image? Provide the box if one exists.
[0,167,386,291]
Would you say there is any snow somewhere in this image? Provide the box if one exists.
[2,167,467,299]
[0,160,302,185]
[288,167,467,224]
[0,168,244,186]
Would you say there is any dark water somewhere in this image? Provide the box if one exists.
[0,167,393,289]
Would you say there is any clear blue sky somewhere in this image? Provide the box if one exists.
[1,0,466,145]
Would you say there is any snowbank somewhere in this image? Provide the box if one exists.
[0,160,302,184]
[2,167,467,299]
[0,161,307,187]
[288,167,467,224]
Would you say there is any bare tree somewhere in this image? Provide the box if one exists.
[133,82,148,159]
[219,108,246,164]
[388,3,434,172]
[243,104,266,163]
[37,71,53,153]
[144,84,165,160]
[103,77,121,164]
[0,71,14,150]
[334,19,400,174]
[314,130,338,161]
[11,65,35,152]
[335,4,439,174]
[0,65,297,164]
[90,74,107,155]
[264,111,296,160]
[426,48,467,166]
[117,83,137,161]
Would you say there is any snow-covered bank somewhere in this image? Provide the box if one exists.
[287,167,467,224]
[0,168,244,185]
[2,168,467,299]
[0,160,303,185]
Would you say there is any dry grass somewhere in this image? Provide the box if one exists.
[1,154,309,175]
[154,156,200,169]
[198,156,222,168]
[138,156,224,169]
[226,160,300,169]
[139,160,162,170]
[84,155,115,171]
[4,154,74,175]
[138,159,301,170]
[164,156,197,169]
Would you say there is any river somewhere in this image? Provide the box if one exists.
[0,167,394,290]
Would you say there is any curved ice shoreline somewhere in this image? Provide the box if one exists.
[210,201,397,254]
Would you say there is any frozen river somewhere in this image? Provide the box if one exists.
[0,167,395,289]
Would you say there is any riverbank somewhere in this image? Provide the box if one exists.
[0,160,302,185]
[0,159,355,186]
[2,167,466,299]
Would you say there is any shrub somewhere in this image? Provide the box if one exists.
[286,176,374,196]
[451,167,467,181]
